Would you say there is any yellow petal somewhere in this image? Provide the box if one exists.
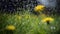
[34,5,45,12]
[6,25,16,30]
[42,17,54,23]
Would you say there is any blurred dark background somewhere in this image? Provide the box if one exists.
[0,0,38,13]
[0,0,60,15]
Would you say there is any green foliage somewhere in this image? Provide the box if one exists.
[0,11,60,34]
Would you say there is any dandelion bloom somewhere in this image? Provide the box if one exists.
[6,25,16,30]
[34,5,45,12]
[42,17,54,23]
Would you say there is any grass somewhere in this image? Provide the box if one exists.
[0,10,60,34]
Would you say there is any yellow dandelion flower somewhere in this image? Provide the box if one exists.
[6,25,16,30]
[42,17,54,23]
[34,5,45,12]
